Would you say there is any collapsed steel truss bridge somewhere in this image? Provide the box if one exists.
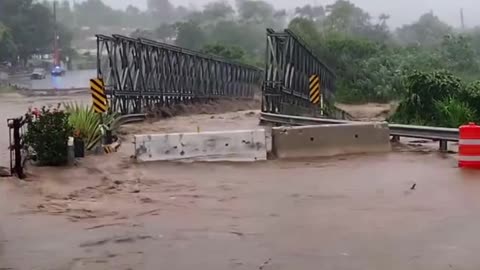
[96,35,263,114]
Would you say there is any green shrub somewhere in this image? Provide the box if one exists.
[461,81,480,119]
[64,102,118,151]
[24,105,73,166]
[434,98,476,128]
[391,70,464,125]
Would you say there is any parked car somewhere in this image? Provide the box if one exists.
[31,68,47,80]
[51,66,66,77]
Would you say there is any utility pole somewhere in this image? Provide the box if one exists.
[72,0,77,28]
[53,0,59,67]
[460,8,465,30]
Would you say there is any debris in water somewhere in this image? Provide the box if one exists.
[85,223,127,230]
[136,208,162,217]
[79,235,153,247]
[140,197,154,203]
[229,231,244,237]
[259,258,272,270]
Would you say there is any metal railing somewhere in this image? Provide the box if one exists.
[7,117,28,179]
[260,112,460,152]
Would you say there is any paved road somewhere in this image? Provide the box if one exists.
[12,69,96,90]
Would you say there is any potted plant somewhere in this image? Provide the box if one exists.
[73,129,85,158]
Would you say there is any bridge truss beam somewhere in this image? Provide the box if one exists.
[262,29,336,116]
[96,34,263,114]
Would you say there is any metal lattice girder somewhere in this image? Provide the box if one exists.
[96,34,263,114]
[262,28,336,116]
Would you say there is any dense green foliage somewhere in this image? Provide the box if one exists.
[0,0,72,62]
[391,70,480,127]
[140,0,285,63]
[24,106,73,166]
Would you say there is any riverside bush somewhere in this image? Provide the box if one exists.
[24,105,73,166]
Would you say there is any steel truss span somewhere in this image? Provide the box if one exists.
[262,28,336,116]
[96,34,263,114]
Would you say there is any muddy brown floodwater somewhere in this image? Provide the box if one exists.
[1,93,480,270]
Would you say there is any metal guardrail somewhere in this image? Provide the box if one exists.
[389,124,459,141]
[260,112,460,152]
[260,112,351,126]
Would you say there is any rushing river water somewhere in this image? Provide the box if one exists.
[2,91,480,270]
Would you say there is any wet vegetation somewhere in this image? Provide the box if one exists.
[24,105,73,166]
[64,102,119,151]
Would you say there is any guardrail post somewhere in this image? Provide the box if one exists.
[391,135,400,143]
[439,140,448,152]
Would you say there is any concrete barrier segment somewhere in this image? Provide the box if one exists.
[271,122,391,159]
[134,129,267,162]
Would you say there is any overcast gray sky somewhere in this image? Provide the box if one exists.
[97,0,479,28]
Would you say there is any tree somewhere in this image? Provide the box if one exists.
[294,5,326,22]
[74,0,122,27]
[396,12,452,48]
[0,23,17,61]
[468,27,480,57]
[202,1,235,22]
[1,1,53,59]
[155,24,176,42]
[126,5,140,16]
[0,0,73,62]
[288,18,322,49]
[175,21,207,51]
[235,0,280,27]
[440,34,478,73]
[175,6,190,20]
[147,0,175,23]
[201,43,246,62]
[186,1,234,26]
[57,0,74,28]
[130,29,156,40]
[323,0,372,36]
[209,20,264,56]
[364,14,391,43]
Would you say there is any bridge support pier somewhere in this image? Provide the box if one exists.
[439,140,448,152]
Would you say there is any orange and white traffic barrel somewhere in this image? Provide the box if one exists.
[459,122,480,169]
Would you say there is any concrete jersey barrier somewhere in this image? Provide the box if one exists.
[271,122,391,159]
[134,129,267,162]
